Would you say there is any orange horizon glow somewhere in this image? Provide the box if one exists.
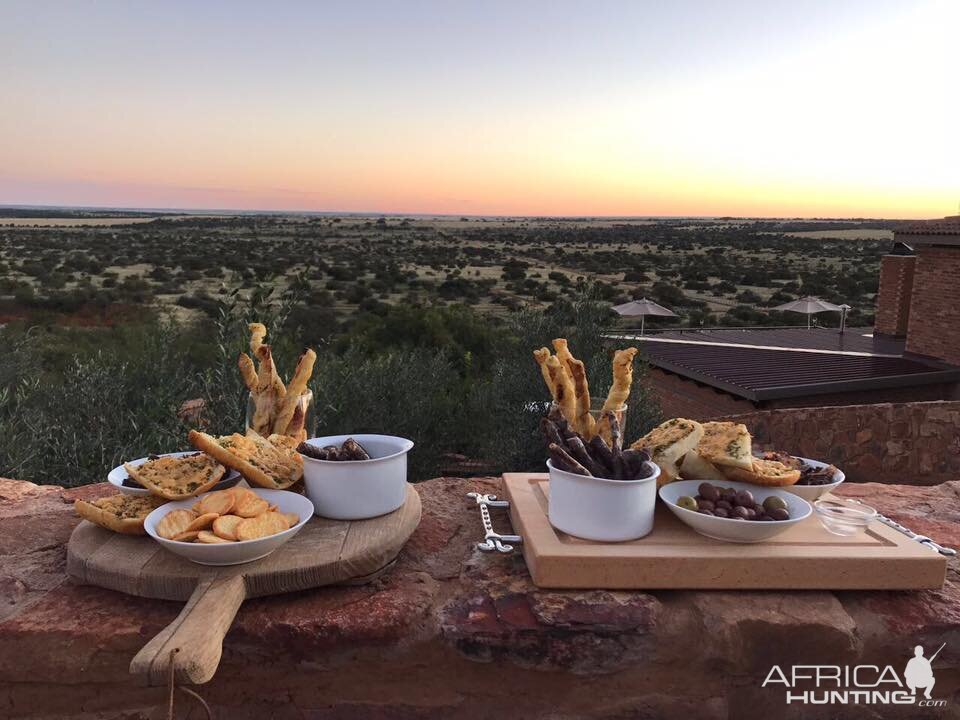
[1,1,958,219]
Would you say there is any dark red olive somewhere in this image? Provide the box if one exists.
[698,483,720,501]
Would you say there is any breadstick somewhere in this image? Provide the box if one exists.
[272,348,317,435]
[238,353,257,391]
[533,348,556,399]
[249,323,267,357]
[602,348,638,413]
[566,358,596,440]
[545,355,576,426]
[552,338,573,370]
[251,344,285,435]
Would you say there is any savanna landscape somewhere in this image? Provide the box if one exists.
[0,208,894,487]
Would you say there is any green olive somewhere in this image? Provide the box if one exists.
[676,496,698,512]
[763,496,788,513]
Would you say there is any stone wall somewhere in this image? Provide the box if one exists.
[721,400,960,485]
[2,476,960,720]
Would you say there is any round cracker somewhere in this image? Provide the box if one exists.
[212,514,244,541]
[195,490,235,516]
[236,512,289,541]
[172,530,200,542]
[185,512,220,532]
[281,512,300,529]
[197,530,232,544]
[157,509,197,540]
[234,494,269,518]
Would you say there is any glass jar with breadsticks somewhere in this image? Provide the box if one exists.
[534,339,638,446]
[240,322,317,442]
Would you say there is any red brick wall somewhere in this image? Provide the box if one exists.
[905,246,960,364]
[644,368,755,419]
[874,255,915,337]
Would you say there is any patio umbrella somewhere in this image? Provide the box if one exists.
[772,296,844,329]
[612,297,677,336]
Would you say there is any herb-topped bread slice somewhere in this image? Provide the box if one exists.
[696,421,753,470]
[188,430,303,490]
[74,494,167,535]
[630,418,704,485]
[722,458,802,487]
[123,453,227,500]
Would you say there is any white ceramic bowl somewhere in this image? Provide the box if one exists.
[659,480,812,543]
[144,488,313,566]
[108,451,241,496]
[782,457,845,501]
[300,434,414,520]
[546,459,661,542]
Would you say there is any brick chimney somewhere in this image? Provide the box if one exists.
[895,217,960,366]
[873,249,915,338]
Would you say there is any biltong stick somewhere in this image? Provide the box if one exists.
[587,435,616,475]
[565,436,604,477]
[540,418,566,449]
[548,443,592,476]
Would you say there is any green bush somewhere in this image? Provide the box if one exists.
[0,293,660,486]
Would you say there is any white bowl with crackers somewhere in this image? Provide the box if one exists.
[144,487,313,566]
[108,451,241,497]
[299,434,414,520]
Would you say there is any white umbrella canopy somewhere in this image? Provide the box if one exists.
[612,297,677,335]
[772,295,844,329]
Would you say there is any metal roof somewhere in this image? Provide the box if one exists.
[625,328,960,401]
[896,217,960,236]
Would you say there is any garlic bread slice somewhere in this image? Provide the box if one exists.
[630,418,704,486]
[188,430,303,490]
[697,421,753,470]
[124,453,226,500]
[74,494,167,535]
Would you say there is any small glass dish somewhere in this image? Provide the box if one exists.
[814,497,877,536]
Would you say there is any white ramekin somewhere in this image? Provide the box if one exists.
[547,459,660,542]
[300,434,414,520]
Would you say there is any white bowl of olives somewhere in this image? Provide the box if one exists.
[659,480,812,543]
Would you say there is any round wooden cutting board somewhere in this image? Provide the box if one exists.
[67,484,421,686]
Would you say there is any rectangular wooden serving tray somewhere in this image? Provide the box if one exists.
[502,473,947,590]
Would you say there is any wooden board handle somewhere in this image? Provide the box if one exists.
[130,574,246,686]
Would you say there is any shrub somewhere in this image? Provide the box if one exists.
[0,293,660,486]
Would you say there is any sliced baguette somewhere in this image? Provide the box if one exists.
[630,418,704,487]
[697,421,753,470]
[188,430,303,490]
[679,450,728,482]
[123,453,226,500]
[74,494,167,535]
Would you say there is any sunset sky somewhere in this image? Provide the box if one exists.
[1,0,957,218]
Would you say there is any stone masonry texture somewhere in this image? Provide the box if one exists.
[2,474,960,719]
